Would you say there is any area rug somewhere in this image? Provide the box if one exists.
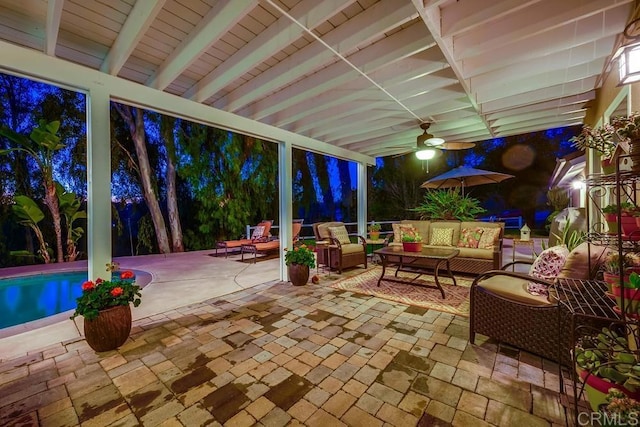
[329,267,471,317]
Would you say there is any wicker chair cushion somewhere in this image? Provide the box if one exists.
[329,226,351,245]
[477,275,555,306]
[454,247,495,260]
[430,228,454,246]
[478,227,501,249]
[340,243,364,254]
[458,227,483,248]
[556,242,612,280]
[527,245,569,296]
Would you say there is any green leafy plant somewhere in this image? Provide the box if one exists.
[284,244,316,268]
[570,123,616,159]
[603,388,640,422]
[401,228,422,243]
[602,252,640,275]
[368,221,381,232]
[411,188,486,221]
[71,270,141,320]
[613,113,640,141]
[11,195,50,263]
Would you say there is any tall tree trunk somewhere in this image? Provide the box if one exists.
[161,116,184,252]
[114,104,171,254]
[43,178,64,262]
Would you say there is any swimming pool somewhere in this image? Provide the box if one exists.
[0,270,150,329]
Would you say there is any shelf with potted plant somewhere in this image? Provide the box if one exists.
[368,221,381,240]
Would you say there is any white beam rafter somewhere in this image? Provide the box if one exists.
[45,0,63,56]
[100,0,166,75]
[185,0,354,103]
[146,0,256,90]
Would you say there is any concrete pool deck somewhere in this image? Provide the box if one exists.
[0,249,281,361]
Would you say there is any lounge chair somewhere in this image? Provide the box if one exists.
[215,220,272,257]
[241,220,303,263]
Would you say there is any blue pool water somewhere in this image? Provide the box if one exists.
[0,271,146,329]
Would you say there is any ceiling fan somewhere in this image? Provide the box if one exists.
[411,122,476,160]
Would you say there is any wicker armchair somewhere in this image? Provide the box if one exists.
[312,222,367,273]
[470,260,565,363]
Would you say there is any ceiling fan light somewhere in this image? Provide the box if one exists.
[416,148,436,160]
[425,136,445,146]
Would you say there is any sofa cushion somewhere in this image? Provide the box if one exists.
[477,275,555,306]
[458,227,484,248]
[478,227,501,249]
[430,228,454,246]
[329,226,351,245]
[455,247,495,260]
[401,220,430,242]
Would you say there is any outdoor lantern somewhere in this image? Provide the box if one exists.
[618,43,640,85]
[520,223,531,241]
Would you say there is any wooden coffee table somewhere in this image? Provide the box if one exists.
[374,246,460,299]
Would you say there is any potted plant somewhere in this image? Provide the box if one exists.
[613,272,640,319]
[602,252,640,292]
[574,326,640,411]
[71,267,142,352]
[285,244,316,286]
[411,188,486,221]
[601,388,640,425]
[603,204,620,234]
[368,221,381,240]
[401,229,423,252]
[570,123,617,174]
[613,113,640,171]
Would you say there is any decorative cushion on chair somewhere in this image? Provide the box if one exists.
[251,225,266,240]
[458,227,484,248]
[478,227,501,249]
[527,245,570,296]
[430,228,454,246]
[393,223,414,242]
[556,242,612,280]
[329,226,351,245]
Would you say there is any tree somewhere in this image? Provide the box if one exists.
[11,195,50,263]
[0,120,66,262]
[160,115,184,252]
[113,104,171,254]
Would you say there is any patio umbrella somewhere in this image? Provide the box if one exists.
[420,166,514,196]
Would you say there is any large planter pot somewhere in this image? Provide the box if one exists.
[612,285,640,317]
[84,305,132,352]
[580,369,640,411]
[603,272,631,292]
[288,263,310,286]
[620,216,639,239]
[402,242,423,252]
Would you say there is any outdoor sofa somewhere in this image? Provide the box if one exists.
[385,220,505,276]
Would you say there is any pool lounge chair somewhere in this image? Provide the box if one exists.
[241,220,303,263]
[215,220,273,257]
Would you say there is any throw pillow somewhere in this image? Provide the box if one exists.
[430,228,454,246]
[251,225,265,240]
[526,245,570,296]
[393,223,414,242]
[478,227,501,249]
[328,226,351,245]
[457,227,484,248]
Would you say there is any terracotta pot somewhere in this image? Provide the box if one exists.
[288,263,310,286]
[84,305,132,352]
[612,285,640,316]
[402,242,423,252]
[580,369,640,412]
[601,158,615,175]
[369,231,380,240]
[620,216,639,238]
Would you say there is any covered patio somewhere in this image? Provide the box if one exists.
[0,0,639,425]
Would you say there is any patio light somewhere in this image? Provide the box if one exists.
[415,148,437,160]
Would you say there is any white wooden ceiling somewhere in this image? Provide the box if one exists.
[0,0,635,158]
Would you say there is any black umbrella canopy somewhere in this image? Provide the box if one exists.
[420,166,515,195]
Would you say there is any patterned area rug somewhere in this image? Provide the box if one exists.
[329,266,472,317]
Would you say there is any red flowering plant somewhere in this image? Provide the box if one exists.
[70,268,141,320]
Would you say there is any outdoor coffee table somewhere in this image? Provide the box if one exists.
[374,246,460,299]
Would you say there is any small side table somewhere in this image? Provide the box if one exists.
[365,238,386,264]
[315,240,332,277]
[512,238,535,265]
